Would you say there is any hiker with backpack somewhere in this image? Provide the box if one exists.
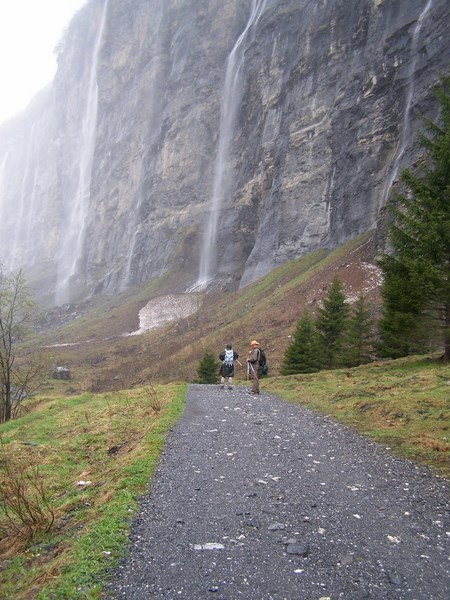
[247,340,268,395]
[219,344,239,389]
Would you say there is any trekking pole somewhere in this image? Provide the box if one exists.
[236,360,243,367]
[249,362,259,382]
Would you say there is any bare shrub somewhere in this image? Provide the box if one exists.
[146,382,162,412]
[0,270,46,423]
[0,442,55,549]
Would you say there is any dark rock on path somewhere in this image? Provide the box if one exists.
[106,384,449,599]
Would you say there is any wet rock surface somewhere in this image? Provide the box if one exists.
[106,384,449,599]
[1,2,450,302]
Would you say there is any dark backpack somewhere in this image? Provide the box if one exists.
[258,348,268,376]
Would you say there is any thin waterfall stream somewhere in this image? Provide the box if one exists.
[382,0,434,204]
[192,0,268,291]
[55,0,109,305]
[8,124,37,272]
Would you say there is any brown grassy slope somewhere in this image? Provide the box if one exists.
[38,231,381,393]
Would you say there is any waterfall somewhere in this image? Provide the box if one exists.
[382,0,433,204]
[55,0,109,305]
[24,168,40,265]
[193,0,267,290]
[7,124,37,272]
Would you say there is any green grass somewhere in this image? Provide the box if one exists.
[0,384,186,599]
[265,355,450,478]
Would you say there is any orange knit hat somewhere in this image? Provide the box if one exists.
[250,340,260,346]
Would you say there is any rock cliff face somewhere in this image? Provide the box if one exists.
[0,0,448,305]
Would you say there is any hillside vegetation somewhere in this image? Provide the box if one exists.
[0,231,448,598]
[37,232,382,391]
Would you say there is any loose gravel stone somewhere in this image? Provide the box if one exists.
[106,384,449,599]
[286,542,310,557]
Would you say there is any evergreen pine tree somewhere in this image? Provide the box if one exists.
[376,265,425,358]
[316,275,349,368]
[378,76,450,360]
[281,309,323,375]
[341,293,375,367]
[196,350,219,384]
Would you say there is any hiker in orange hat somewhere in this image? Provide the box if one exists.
[247,340,261,394]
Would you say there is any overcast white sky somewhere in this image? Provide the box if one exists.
[0,0,87,125]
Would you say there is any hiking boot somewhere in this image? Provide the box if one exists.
[220,385,224,389]
[228,386,233,390]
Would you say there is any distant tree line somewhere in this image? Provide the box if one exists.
[281,277,376,374]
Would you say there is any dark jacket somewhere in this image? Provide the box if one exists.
[219,349,239,377]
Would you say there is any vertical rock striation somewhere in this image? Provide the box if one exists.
[0,0,448,305]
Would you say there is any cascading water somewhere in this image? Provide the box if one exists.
[24,169,40,265]
[7,124,37,272]
[192,0,268,290]
[382,0,434,204]
[55,0,109,305]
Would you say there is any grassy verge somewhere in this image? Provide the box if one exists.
[264,355,450,479]
[0,383,186,599]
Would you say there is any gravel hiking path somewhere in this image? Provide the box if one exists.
[106,384,449,600]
